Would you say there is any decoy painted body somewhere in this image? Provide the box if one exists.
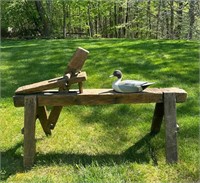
[110,70,154,93]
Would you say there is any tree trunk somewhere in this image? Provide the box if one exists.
[188,0,195,39]
[46,0,52,35]
[170,0,174,39]
[114,3,118,37]
[163,0,170,39]
[118,6,123,38]
[63,3,68,38]
[147,0,151,38]
[109,9,113,38]
[124,0,129,37]
[87,2,93,37]
[156,0,161,39]
[98,2,102,36]
[35,0,50,37]
[175,2,183,39]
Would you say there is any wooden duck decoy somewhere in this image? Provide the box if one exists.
[110,70,154,93]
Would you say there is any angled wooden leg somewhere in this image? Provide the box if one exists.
[150,103,164,135]
[47,83,69,130]
[48,106,63,130]
[164,93,178,163]
[37,106,51,136]
[24,95,37,169]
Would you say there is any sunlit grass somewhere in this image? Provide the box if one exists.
[0,39,199,182]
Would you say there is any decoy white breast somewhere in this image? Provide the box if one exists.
[110,70,154,93]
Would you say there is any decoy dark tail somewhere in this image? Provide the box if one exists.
[141,82,155,90]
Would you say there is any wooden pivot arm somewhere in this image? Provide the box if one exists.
[48,47,89,131]
[15,72,87,94]
[15,76,68,94]
[15,73,71,94]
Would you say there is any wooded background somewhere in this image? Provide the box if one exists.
[1,0,200,40]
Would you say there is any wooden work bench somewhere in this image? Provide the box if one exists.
[13,87,187,169]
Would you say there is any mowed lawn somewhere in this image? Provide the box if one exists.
[0,39,199,182]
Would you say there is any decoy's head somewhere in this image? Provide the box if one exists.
[110,70,123,79]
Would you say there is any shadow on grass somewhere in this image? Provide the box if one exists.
[1,133,157,181]
[1,141,24,181]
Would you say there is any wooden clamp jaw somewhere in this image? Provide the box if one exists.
[60,71,87,93]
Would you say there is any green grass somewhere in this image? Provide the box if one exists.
[0,38,199,182]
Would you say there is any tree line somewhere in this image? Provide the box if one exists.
[1,0,200,40]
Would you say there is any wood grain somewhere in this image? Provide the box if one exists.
[23,95,37,169]
[164,92,178,163]
[15,76,66,94]
[65,47,89,75]
[13,88,187,107]
[48,106,63,130]
[37,106,51,135]
[15,72,87,94]
[150,103,164,134]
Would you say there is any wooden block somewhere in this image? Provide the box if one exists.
[164,92,178,163]
[37,106,51,136]
[65,47,89,75]
[68,71,87,85]
[150,103,164,134]
[23,95,37,169]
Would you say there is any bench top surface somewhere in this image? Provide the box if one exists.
[13,88,187,107]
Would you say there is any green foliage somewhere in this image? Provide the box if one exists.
[1,0,200,39]
[0,39,199,182]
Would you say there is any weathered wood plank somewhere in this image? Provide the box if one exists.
[68,72,87,85]
[37,106,51,135]
[65,47,89,75]
[23,95,37,169]
[150,103,164,134]
[160,88,187,103]
[15,72,87,94]
[37,90,163,106]
[164,92,178,163]
[15,76,66,94]
[13,88,187,107]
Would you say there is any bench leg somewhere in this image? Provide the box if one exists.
[48,106,63,130]
[24,95,37,169]
[164,93,178,163]
[150,103,164,134]
[37,106,51,136]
